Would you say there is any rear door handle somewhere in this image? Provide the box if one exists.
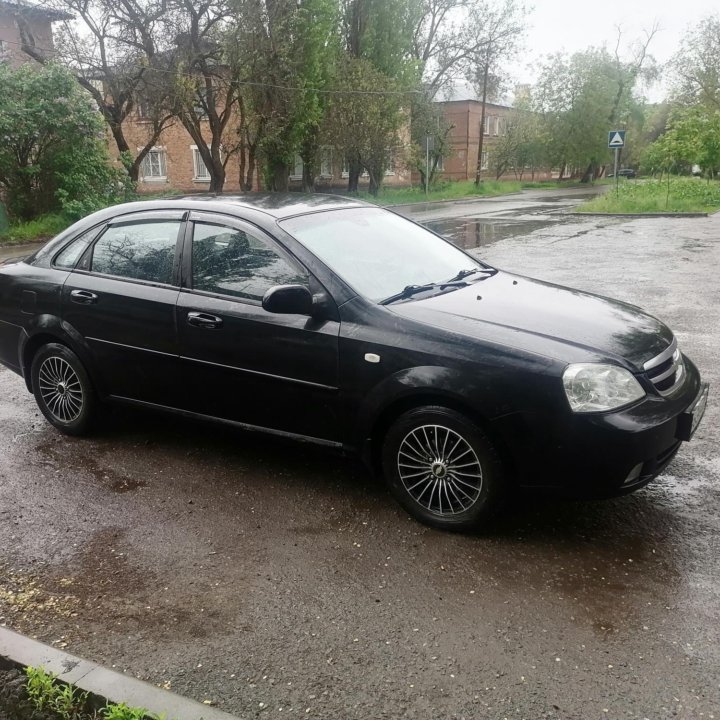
[187,311,223,329]
[70,289,98,304]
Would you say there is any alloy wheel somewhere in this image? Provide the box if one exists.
[397,424,483,515]
[38,356,84,423]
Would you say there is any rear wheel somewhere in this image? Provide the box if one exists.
[30,343,96,436]
[381,406,504,531]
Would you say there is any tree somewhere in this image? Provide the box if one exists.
[671,15,720,111]
[466,0,527,184]
[488,101,545,180]
[340,0,419,191]
[533,39,655,181]
[18,0,175,184]
[163,0,240,193]
[646,107,720,179]
[324,57,405,196]
[0,63,127,221]
[409,90,454,187]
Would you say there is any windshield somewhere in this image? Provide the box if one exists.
[280,208,488,302]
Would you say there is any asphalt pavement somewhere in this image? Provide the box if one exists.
[1,189,718,719]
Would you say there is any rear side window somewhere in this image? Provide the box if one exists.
[91,220,181,285]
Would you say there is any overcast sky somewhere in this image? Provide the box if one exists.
[512,0,718,100]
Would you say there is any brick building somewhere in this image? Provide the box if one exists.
[0,0,70,66]
[126,117,412,194]
[434,83,554,182]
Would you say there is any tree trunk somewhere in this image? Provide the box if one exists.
[209,165,226,193]
[347,159,362,193]
[580,161,596,184]
[244,145,257,191]
[271,161,289,191]
[368,170,381,196]
[302,163,316,192]
[474,49,491,186]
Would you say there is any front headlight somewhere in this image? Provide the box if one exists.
[563,363,645,412]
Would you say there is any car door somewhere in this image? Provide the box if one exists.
[176,211,341,443]
[62,210,184,406]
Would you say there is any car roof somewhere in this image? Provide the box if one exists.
[113,193,373,220]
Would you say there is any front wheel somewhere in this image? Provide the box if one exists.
[30,343,97,436]
[381,406,504,531]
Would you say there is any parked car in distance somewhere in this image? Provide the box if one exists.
[607,168,637,178]
[0,195,708,531]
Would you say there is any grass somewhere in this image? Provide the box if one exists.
[22,666,158,720]
[577,177,720,214]
[358,178,602,206]
[0,214,70,245]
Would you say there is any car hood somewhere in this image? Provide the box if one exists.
[389,271,673,370]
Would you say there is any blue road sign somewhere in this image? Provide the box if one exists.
[608,130,626,148]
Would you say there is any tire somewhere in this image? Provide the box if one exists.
[30,343,97,436]
[381,406,504,531]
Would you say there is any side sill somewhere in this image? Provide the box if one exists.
[108,395,346,450]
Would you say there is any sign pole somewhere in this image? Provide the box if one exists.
[614,147,619,198]
[425,136,430,197]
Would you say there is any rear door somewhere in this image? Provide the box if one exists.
[176,212,341,442]
[62,211,185,405]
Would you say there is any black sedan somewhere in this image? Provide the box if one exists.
[0,195,708,530]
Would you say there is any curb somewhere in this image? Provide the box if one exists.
[567,211,710,218]
[0,627,238,720]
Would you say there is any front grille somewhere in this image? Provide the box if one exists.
[644,339,685,396]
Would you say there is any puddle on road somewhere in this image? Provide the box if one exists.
[426,216,563,249]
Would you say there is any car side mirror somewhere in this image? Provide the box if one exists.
[262,284,314,315]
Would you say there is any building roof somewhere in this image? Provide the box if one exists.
[437,81,512,109]
[0,0,72,22]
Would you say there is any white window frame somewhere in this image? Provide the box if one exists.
[341,157,368,178]
[483,115,491,135]
[481,151,489,171]
[320,147,333,178]
[191,146,211,183]
[139,146,167,182]
[290,153,304,181]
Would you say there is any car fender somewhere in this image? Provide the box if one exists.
[18,315,104,395]
[353,364,507,447]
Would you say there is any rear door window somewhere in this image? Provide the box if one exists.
[90,220,182,285]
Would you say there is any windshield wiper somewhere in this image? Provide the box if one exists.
[445,267,497,282]
[380,281,468,306]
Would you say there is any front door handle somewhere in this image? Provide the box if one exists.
[187,311,223,329]
[70,289,98,304]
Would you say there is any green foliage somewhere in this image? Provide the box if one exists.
[644,107,720,178]
[0,63,130,223]
[324,56,405,195]
[102,702,152,720]
[533,46,650,177]
[24,665,160,720]
[359,178,577,205]
[670,14,720,110]
[0,214,70,245]
[26,666,89,719]
[578,178,720,214]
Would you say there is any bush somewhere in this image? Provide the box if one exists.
[0,63,131,223]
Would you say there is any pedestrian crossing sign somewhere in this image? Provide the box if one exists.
[608,130,626,148]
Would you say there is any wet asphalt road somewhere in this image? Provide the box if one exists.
[1,189,719,719]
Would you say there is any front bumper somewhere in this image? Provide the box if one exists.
[495,356,707,495]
